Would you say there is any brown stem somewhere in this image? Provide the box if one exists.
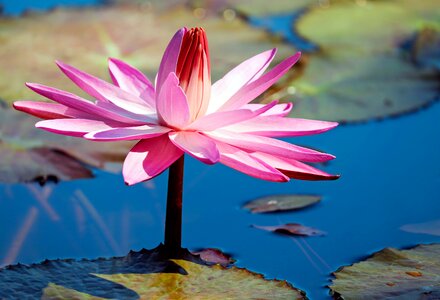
[164,155,184,256]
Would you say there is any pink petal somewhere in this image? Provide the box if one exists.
[13,101,93,119]
[243,102,293,117]
[56,61,153,114]
[217,52,301,111]
[84,124,171,141]
[108,58,155,106]
[187,100,278,132]
[156,28,186,93]
[36,119,121,137]
[208,49,277,114]
[216,142,288,182]
[252,152,340,181]
[169,131,220,164]
[156,72,190,129]
[206,129,334,162]
[26,83,147,124]
[225,116,338,137]
[123,135,183,185]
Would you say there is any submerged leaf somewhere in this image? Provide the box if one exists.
[268,0,440,122]
[243,194,321,213]
[330,244,440,299]
[0,245,306,299]
[0,107,133,183]
[400,220,440,237]
[253,223,325,237]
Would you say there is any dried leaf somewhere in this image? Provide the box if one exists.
[330,244,440,299]
[253,223,325,237]
[192,248,235,266]
[243,194,321,213]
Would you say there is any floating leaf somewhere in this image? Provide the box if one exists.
[401,220,440,237]
[0,4,295,105]
[193,248,235,266]
[330,244,440,299]
[253,223,325,237]
[402,27,440,71]
[267,0,440,122]
[0,107,133,183]
[0,245,306,299]
[243,194,321,213]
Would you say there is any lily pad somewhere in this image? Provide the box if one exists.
[267,0,440,122]
[330,244,440,299]
[401,220,440,237]
[0,245,306,299]
[0,107,133,183]
[0,4,295,105]
[243,194,321,213]
[253,223,325,237]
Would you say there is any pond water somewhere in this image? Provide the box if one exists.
[0,1,439,299]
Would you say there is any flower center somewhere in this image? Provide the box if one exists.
[176,27,211,121]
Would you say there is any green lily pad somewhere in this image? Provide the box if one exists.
[253,223,325,237]
[266,0,440,123]
[243,194,321,213]
[330,244,440,299]
[0,245,306,299]
[0,4,295,105]
[0,107,133,183]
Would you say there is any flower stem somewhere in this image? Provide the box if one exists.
[164,155,184,256]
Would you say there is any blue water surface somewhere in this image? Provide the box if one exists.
[0,1,439,299]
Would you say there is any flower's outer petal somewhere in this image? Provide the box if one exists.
[108,58,155,106]
[35,119,121,137]
[243,102,293,117]
[225,116,338,137]
[218,52,301,111]
[206,129,334,162]
[123,135,183,185]
[252,152,340,181]
[187,100,278,132]
[156,28,186,93]
[207,49,277,114]
[56,61,154,114]
[13,101,93,119]
[26,83,147,124]
[156,72,190,129]
[84,125,171,141]
[216,142,288,182]
[169,131,220,164]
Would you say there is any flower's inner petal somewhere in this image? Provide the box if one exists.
[108,58,155,107]
[13,101,93,120]
[186,100,278,132]
[56,61,154,115]
[243,103,293,117]
[26,83,146,125]
[36,118,121,137]
[252,152,340,181]
[123,135,183,185]
[156,28,186,94]
[217,52,301,112]
[207,49,277,114]
[169,131,220,164]
[156,72,190,129]
[85,125,171,141]
[206,129,335,162]
[224,116,338,137]
[216,141,288,182]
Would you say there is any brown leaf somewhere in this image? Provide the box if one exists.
[192,248,235,266]
[243,194,321,213]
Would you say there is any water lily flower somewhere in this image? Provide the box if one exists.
[14,27,338,186]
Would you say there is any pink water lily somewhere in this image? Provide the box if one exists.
[14,27,338,185]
